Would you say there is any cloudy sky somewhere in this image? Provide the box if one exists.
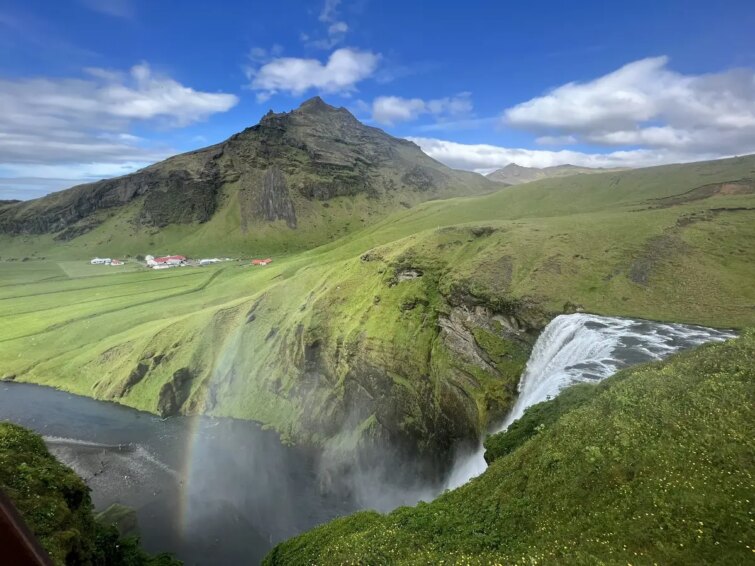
[1,0,754,200]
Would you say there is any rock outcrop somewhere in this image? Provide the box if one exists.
[157,368,194,417]
[257,168,297,228]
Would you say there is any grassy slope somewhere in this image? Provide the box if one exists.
[264,330,755,565]
[0,155,753,446]
[0,422,179,565]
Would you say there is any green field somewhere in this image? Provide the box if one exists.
[1,155,754,456]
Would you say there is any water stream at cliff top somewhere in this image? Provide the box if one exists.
[444,313,736,490]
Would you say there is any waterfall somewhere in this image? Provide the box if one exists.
[444,313,736,490]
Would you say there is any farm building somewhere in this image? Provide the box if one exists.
[90,258,111,265]
[147,255,186,267]
[251,258,273,266]
[110,259,124,266]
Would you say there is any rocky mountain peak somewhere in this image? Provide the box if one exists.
[296,95,331,112]
[257,96,358,131]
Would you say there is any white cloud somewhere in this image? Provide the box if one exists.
[79,0,135,19]
[372,93,473,125]
[407,137,728,173]
[319,0,342,23]
[299,0,350,49]
[0,63,237,199]
[248,45,284,64]
[249,48,380,101]
[372,96,427,125]
[0,63,238,135]
[328,21,348,35]
[504,56,755,155]
[0,160,164,201]
[535,134,578,146]
[306,22,350,50]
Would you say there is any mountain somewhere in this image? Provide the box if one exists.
[487,162,626,185]
[0,97,495,255]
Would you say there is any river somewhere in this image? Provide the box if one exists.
[0,383,356,565]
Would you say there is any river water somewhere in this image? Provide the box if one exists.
[0,383,355,565]
[0,314,736,564]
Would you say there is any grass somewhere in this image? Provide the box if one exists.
[263,329,755,565]
[0,422,180,565]
[0,154,753,455]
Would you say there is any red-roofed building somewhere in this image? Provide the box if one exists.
[251,258,272,266]
[148,255,186,267]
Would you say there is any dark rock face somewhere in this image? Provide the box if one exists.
[139,162,222,227]
[0,174,152,235]
[0,157,224,237]
[401,165,443,191]
[54,217,103,241]
[258,168,297,228]
[157,368,194,417]
[439,307,500,375]
[341,361,474,477]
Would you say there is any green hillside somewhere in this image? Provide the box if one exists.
[1,154,753,467]
[264,329,755,565]
[487,162,626,185]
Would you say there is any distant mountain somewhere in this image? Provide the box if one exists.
[0,97,495,253]
[487,163,627,185]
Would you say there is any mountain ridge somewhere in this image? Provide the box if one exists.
[0,97,495,251]
[487,162,627,185]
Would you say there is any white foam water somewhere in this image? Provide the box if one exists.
[444,313,735,490]
[44,435,181,478]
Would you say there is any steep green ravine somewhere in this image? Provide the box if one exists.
[264,330,755,565]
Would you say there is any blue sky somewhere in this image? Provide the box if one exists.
[1,0,754,199]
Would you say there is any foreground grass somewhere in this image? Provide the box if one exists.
[0,422,180,565]
[264,330,755,565]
